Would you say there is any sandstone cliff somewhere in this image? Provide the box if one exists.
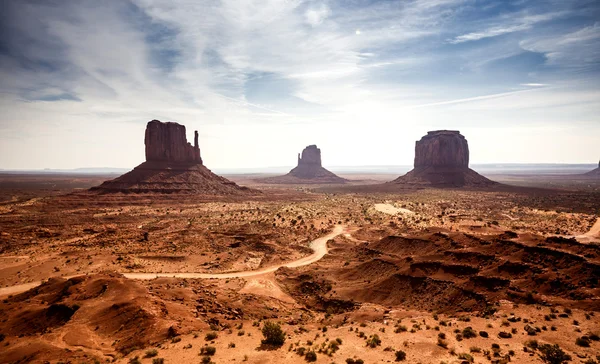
[145,120,201,163]
[393,130,495,187]
[92,120,253,194]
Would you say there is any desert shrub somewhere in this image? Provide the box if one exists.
[479,331,489,338]
[437,338,448,348]
[200,346,216,356]
[462,327,477,339]
[200,357,213,364]
[498,331,512,339]
[346,359,364,364]
[538,344,571,364]
[171,336,181,343]
[458,353,474,362]
[152,359,164,364]
[395,325,407,333]
[262,321,286,346]
[438,332,446,339]
[128,357,141,364]
[366,334,381,348]
[144,349,158,358]
[470,346,481,353]
[305,350,317,362]
[395,350,407,361]
[205,332,218,341]
[525,339,539,350]
[575,336,591,347]
[228,342,236,348]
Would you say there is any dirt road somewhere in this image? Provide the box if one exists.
[0,225,345,296]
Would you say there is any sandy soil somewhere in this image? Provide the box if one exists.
[374,203,415,215]
[0,172,599,363]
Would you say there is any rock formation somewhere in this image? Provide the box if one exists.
[92,120,253,194]
[393,130,495,186]
[145,120,201,163]
[583,159,600,177]
[259,145,347,184]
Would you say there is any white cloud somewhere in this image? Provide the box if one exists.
[449,11,566,44]
[305,3,330,26]
[520,22,600,67]
[0,0,598,169]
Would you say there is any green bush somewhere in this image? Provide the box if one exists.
[305,350,317,362]
[200,346,216,356]
[458,353,474,362]
[576,336,591,347]
[395,350,407,361]
[366,334,381,348]
[462,327,477,339]
[205,332,218,341]
[539,344,571,364]
[261,321,286,346]
[144,349,158,358]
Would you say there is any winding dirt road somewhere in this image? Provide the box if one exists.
[0,225,345,297]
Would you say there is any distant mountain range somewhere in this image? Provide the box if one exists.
[0,164,596,175]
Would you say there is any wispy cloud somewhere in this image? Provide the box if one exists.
[449,11,566,44]
[0,0,599,168]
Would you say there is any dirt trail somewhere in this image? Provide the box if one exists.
[575,216,600,242]
[123,225,345,280]
[374,203,414,215]
[0,225,345,297]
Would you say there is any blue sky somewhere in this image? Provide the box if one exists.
[0,0,599,169]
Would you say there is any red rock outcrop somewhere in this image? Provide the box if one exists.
[393,130,495,187]
[91,120,253,194]
[259,145,347,184]
[414,130,469,168]
[145,120,201,163]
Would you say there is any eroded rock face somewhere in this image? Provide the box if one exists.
[145,120,201,164]
[297,145,322,167]
[392,130,495,186]
[414,130,469,168]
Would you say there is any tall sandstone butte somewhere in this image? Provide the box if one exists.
[145,120,201,163]
[414,130,469,168]
[260,145,347,184]
[393,130,494,186]
[92,120,252,194]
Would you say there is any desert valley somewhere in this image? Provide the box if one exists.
[0,120,598,364]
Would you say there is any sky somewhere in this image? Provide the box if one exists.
[0,0,599,170]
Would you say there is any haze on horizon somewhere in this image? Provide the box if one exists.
[0,0,599,170]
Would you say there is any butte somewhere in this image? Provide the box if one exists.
[259,145,347,184]
[392,130,496,187]
[91,120,253,194]
[583,160,600,178]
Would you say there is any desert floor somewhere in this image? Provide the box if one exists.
[0,172,599,363]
